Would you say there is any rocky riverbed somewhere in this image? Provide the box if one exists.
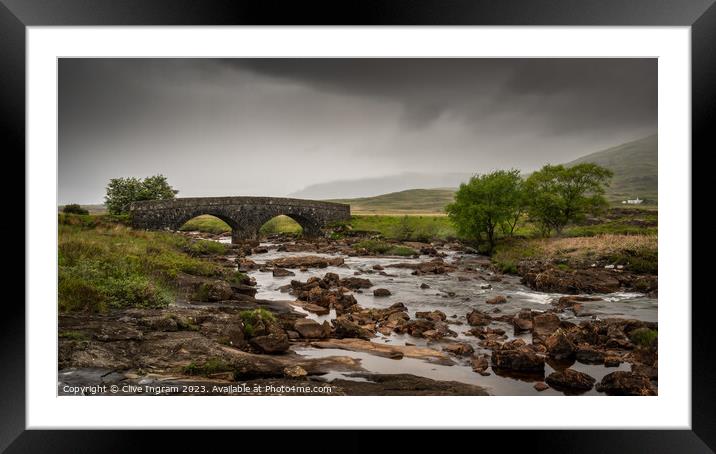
[58,233,658,396]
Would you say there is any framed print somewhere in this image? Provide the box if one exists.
[4,0,713,450]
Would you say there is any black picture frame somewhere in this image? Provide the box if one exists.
[4,0,712,451]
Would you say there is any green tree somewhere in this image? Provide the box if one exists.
[446,169,524,253]
[105,174,178,215]
[525,163,612,236]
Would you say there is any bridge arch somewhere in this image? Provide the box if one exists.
[128,196,350,244]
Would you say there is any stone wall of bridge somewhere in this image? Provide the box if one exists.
[128,196,351,243]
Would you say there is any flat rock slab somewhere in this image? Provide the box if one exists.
[310,338,454,365]
[332,373,488,396]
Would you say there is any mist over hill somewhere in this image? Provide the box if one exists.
[565,134,657,203]
[324,135,658,212]
[288,172,472,200]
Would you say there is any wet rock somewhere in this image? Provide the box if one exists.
[443,342,475,357]
[471,355,490,375]
[491,340,545,374]
[574,344,605,364]
[372,264,384,271]
[237,258,258,271]
[204,280,234,302]
[253,247,269,254]
[330,373,487,395]
[269,256,344,269]
[272,268,295,278]
[387,258,456,275]
[416,310,447,322]
[554,295,603,309]
[466,309,491,326]
[293,319,330,339]
[512,309,533,332]
[283,365,307,378]
[532,313,560,344]
[249,333,290,354]
[332,318,374,340]
[340,277,373,289]
[311,338,453,365]
[596,371,657,396]
[420,283,431,289]
[604,355,622,367]
[373,288,391,297]
[545,329,576,360]
[534,382,549,392]
[480,284,492,290]
[545,369,596,393]
[487,295,508,305]
[522,265,621,294]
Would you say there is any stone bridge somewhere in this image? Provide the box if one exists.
[128,196,351,243]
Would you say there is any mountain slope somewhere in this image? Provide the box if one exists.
[289,172,471,199]
[328,188,456,214]
[565,134,657,204]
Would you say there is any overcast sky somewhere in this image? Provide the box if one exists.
[59,58,656,204]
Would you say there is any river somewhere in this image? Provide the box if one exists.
[216,237,657,396]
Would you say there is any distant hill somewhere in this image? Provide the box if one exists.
[289,172,472,199]
[565,134,657,204]
[328,188,456,214]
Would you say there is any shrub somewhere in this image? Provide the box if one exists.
[62,204,89,215]
[630,328,658,348]
[239,308,276,336]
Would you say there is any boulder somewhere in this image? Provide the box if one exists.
[415,310,447,322]
[272,268,295,278]
[512,309,533,332]
[373,288,392,297]
[443,342,475,357]
[250,333,290,354]
[596,371,657,396]
[491,341,545,373]
[545,329,576,360]
[533,382,549,392]
[466,309,491,326]
[332,318,374,340]
[471,355,490,375]
[487,295,508,305]
[283,365,308,378]
[294,319,330,339]
[205,280,233,302]
[574,344,605,364]
[532,313,561,341]
[269,256,344,269]
[545,369,596,392]
[339,277,373,289]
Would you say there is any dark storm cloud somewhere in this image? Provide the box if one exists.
[58,58,656,204]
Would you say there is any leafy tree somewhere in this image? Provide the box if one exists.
[105,174,178,215]
[524,163,612,236]
[446,169,525,253]
[62,204,89,215]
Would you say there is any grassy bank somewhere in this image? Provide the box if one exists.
[346,215,456,240]
[59,213,228,313]
[492,233,658,274]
